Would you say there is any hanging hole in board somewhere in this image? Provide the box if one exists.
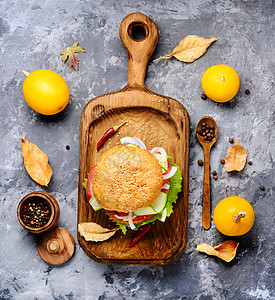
[128,22,148,41]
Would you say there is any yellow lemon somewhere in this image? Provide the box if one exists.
[22,69,69,115]
[201,64,240,103]
[213,196,255,236]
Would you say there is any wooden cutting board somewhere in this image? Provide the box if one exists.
[77,12,190,265]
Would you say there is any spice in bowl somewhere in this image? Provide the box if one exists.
[17,191,60,234]
[20,198,51,228]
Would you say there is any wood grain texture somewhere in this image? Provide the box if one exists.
[37,227,75,265]
[77,12,190,264]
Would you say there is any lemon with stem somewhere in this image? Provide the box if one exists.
[213,196,255,236]
[22,69,69,115]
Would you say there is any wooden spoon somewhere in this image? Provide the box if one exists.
[196,116,218,230]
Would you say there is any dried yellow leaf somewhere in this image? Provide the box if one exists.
[21,136,52,186]
[225,138,247,172]
[78,222,119,242]
[196,240,239,262]
[154,35,219,63]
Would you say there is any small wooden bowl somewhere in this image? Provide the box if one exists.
[17,191,60,234]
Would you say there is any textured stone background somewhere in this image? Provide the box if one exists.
[0,0,274,299]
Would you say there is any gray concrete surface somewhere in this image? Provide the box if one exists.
[0,0,274,299]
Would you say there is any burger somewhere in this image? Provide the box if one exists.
[83,137,182,233]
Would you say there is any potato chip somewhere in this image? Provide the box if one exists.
[78,222,119,242]
[196,240,239,262]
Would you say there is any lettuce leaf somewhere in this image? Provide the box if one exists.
[113,221,128,235]
[166,163,182,217]
[82,178,87,189]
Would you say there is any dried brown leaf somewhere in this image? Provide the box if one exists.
[225,138,247,172]
[154,35,219,63]
[78,222,119,242]
[196,240,239,262]
[21,136,52,186]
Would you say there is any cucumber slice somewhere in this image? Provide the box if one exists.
[89,196,102,211]
[133,192,168,216]
[154,153,168,173]
[150,192,168,213]
[133,205,156,216]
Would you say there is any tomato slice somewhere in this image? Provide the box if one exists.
[86,166,96,200]
[117,212,129,217]
[133,214,154,222]
[117,211,154,222]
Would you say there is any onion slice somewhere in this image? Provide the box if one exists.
[163,166,177,179]
[114,212,136,225]
[120,137,135,146]
[120,137,147,150]
[132,137,147,149]
[160,208,167,222]
[114,214,127,220]
[162,183,170,190]
[128,212,136,229]
[150,147,167,157]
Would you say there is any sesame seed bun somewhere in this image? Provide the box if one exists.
[92,145,163,212]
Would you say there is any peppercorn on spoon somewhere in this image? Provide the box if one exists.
[196,116,218,230]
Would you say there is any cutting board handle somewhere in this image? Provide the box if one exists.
[119,13,159,88]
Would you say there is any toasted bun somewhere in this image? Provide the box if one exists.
[92,145,163,212]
